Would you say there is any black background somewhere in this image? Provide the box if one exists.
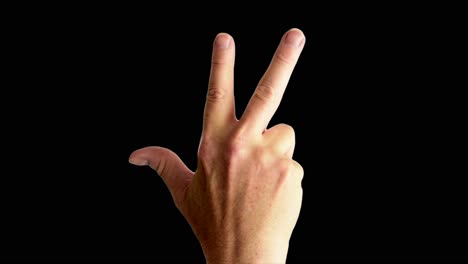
[1,3,466,262]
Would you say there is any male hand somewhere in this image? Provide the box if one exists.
[129,28,305,263]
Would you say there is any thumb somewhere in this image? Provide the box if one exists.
[129,146,193,194]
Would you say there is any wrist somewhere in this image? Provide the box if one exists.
[201,236,289,264]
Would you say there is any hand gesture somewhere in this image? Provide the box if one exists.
[130,28,305,263]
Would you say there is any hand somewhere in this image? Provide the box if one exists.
[129,28,305,263]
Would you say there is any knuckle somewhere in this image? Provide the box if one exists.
[221,141,245,173]
[254,79,275,102]
[296,163,304,180]
[198,138,221,163]
[211,57,228,69]
[277,160,303,184]
[279,123,295,137]
[206,86,225,102]
[274,51,294,66]
[198,141,212,163]
[275,159,292,186]
[225,141,241,157]
[154,152,168,176]
[199,130,249,170]
[290,161,304,182]
[225,134,246,158]
[267,124,295,146]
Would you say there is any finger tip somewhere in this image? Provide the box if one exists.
[214,33,233,49]
[128,150,148,166]
[289,28,306,40]
[216,32,232,38]
[284,28,306,47]
[288,28,304,34]
[129,157,148,166]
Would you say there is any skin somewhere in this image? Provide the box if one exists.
[129,28,305,263]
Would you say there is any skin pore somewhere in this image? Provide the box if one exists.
[129,28,305,263]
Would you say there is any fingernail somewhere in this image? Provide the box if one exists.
[215,33,231,49]
[284,29,305,48]
[129,157,148,166]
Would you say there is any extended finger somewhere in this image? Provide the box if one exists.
[241,28,305,133]
[203,33,236,134]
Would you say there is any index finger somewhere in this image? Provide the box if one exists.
[203,33,236,135]
[240,28,305,133]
